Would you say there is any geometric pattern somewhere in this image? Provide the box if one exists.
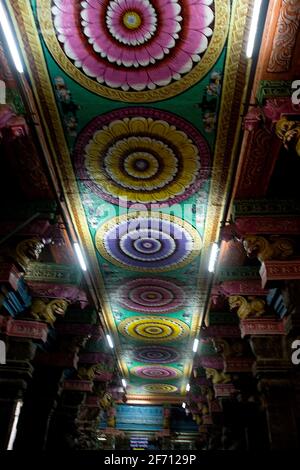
[74,108,211,207]
[131,365,182,379]
[95,212,202,272]
[118,278,185,314]
[133,346,181,363]
[118,316,190,342]
[41,0,224,101]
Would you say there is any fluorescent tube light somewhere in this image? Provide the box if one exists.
[73,242,87,271]
[7,400,23,450]
[246,0,262,58]
[192,338,199,353]
[0,2,23,73]
[106,334,114,349]
[208,243,219,273]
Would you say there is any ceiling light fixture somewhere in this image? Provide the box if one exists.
[73,242,87,271]
[7,400,23,450]
[0,2,24,73]
[246,0,262,58]
[208,242,219,273]
[106,334,114,349]
[192,338,199,353]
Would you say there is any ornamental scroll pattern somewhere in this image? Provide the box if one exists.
[267,0,300,73]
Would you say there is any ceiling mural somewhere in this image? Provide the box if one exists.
[38,0,229,101]
[117,278,185,314]
[10,0,252,401]
[73,108,211,206]
[95,212,202,271]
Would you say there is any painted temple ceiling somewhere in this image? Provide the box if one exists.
[9,0,253,401]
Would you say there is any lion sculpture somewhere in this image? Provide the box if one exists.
[275,116,300,157]
[242,235,294,263]
[30,298,69,326]
[228,295,266,320]
[205,368,231,384]
[212,338,245,357]
[15,238,45,271]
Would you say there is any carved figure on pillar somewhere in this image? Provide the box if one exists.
[14,238,45,271]
[212,338,246,357]
[205,368,231,384]
[242,235,294,262]
[275,116,300,157]
[228,295,266,320]
[99,392,114,411]
[77,365,97,381]
[30,298,69,326]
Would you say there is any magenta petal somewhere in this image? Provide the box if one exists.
[155,31,176,50]
[54,14,76,35]
[168,49,193,74]
[161,18,181,35]
[53,0,75,13]
[82,10,105,26]
[63,36,88,61]
[104,67,126,88]
[86,0,106,8]
[181,30,208,54]
[164,1,181,18]
[118,48,136,66]
[127,69,149,90]
[83,22,102,40]
[158,0,177,8]
[189,5,214,29]
[82,55,104,77]
[125,0,141,9]
[148,66,172,86]
[92,34,115,56]
[144,41,165,61]
[133,48,152,66]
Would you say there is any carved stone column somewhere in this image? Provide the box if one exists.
[13,362,66,450]
[12,312,89,450]
[0,314,50,449]
[249,334,299,449]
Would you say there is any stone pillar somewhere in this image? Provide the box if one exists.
[248,332,299,449]
[45,318,112,450]
[13,318,83,450]
[13,363,66,450]
[0,315,49,449]
[0,376,27,450]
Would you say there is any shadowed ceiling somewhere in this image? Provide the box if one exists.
[9,0,253,402]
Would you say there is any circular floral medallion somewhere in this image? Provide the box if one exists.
[143,384,178,393]
[131,365,182,379]
[95,212,201,272]
[74,108,210,207]
[38,0,228,101]
[133,346,181,363]
[118,278,185,313]
[118,316,189,341]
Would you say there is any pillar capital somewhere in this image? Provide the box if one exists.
[260,260,300,288]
